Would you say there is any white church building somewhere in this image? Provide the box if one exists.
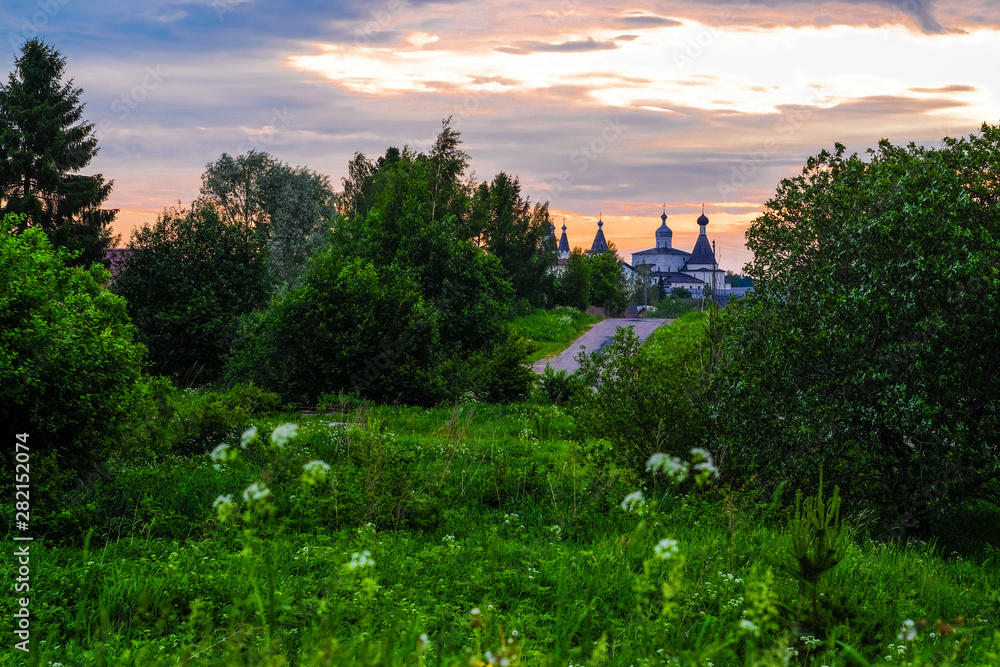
[626,208,726,295]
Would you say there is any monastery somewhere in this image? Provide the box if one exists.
[553,208,726,295]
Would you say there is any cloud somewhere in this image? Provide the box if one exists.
[618,14,683,28]
[495,37,618,55]
[827,94,970,114]
[909,84,977,94]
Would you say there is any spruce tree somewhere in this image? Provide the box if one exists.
[0,38,117,265]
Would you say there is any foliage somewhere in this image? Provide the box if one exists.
[587,242,629,314]
[196,150,337,291]
[786,474,851,624]
[555,248,590,309]
[714,125,1000,530]
[0,213,147,520]
[0,38,117,265]
[468,172,556,307]
[648,294,696,318]
[6,404,1000,665]
[227,254,445,405]
[169,383,282,456]
[240,120,533,404]
[574,313,711,475]
[628,261,661,306]
[114,204,267,386]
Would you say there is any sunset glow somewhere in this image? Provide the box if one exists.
[4,0,998,270]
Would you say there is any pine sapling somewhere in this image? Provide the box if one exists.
[787,472,850,625]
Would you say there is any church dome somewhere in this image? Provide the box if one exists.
[697,211,709,226]
[656,210,672,238]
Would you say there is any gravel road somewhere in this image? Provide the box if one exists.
[532,318,672,374]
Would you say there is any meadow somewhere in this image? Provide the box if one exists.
[6,356,1000,665]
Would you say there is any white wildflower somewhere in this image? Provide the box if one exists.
[898,619,916,641]
[301,459,331,485]
[621,490,645,512]
[646,453,690,482]
[243,482,272,503]
[654,538,680,560]
[690,447,719,484]
[240,426,259,449]
[212,494,237,522]
[270,423,298,448]
[210,443,232,463]
[349,550,374,570]
[739,619,760,636]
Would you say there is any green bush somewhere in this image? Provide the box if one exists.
[575,313,712,476]
[0,214,149,520]
[649,294,696,318]
[168,383,281,456]
[715,128,1000,529]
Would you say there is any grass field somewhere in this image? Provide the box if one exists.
[5,395,1000,665]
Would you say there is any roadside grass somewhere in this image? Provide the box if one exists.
[511,307,603,363]
[5,404,1000,665]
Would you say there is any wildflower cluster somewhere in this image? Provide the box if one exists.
[644,447,719,487]
[208,423,300,523]
[301,459,331,485]
[620,490,646,513]
[646,453,689,482]
[654,538,680,560]
[349,550,375,570]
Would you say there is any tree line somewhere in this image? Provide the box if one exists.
[3,37,998,535]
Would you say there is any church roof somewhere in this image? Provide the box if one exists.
[687,233,717,266]
[558,223,570,254]
[590,218,608,254]
[632,246,690,257]
[654,271,704,285]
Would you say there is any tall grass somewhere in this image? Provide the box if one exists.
[5,404,1000,665]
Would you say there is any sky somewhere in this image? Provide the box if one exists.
[2,0,998,271]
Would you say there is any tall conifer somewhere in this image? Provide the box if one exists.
[0,38,117,265]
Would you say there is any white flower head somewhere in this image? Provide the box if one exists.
[243,481,272,503]
[654,538,680,560]
[240,426,259,449]
[646,453,690,482]
[212,494,237,522]
[270,423,299,448]
[898,619,916,641]
[210,442,232,463]
[691,447,719,485]
[348,550,374,570]
[739,619,760,636]
[301,459,331,486]
[620,490,645,512]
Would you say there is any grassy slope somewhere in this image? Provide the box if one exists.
[511,307,603,363]
[5,399,1000,666]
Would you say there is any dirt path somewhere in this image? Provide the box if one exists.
[532,318,673,374]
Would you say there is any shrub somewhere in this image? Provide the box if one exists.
[574,314,711,476]
[0,214,148,519]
